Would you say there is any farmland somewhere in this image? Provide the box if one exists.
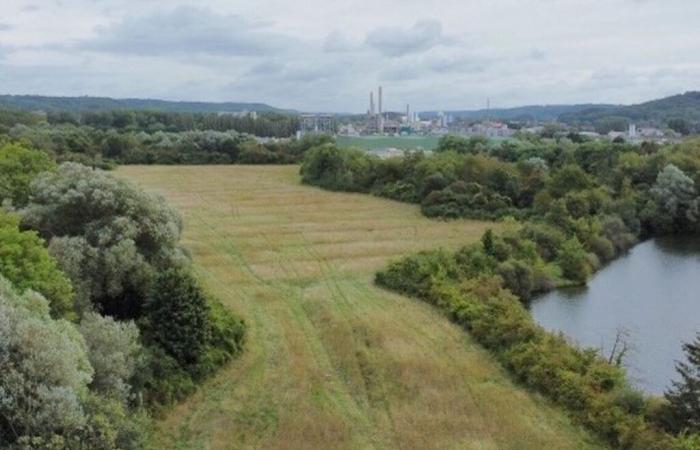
[117,165,604,450]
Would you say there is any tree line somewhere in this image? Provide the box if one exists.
[0,118,330,167]
[0,143,246,448]
[0,107,299,137]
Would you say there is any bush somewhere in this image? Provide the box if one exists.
[521,222,566,261]
[558,237,592,283]
[496,259,535,300]
[142,269,211,367]
[238,140,279,164]
[588,235,616,262]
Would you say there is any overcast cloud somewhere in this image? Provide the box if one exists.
[0,0,698,112]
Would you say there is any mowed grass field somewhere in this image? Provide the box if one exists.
[117,165,605,450]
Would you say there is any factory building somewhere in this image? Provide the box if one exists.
[299,114,336,135]
[367,85,386,134]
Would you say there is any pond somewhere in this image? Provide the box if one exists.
[529,236,700,394]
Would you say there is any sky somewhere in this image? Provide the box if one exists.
[0,0,698,112]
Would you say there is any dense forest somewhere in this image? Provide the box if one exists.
[0,143,246,448]
[301,134,700,448]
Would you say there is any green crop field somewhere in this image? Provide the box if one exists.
[336,135,441,150]
[117,165,605,450]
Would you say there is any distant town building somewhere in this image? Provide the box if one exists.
[628,123,637,139]
[462,121,515,138]
[300,114,336,135]
[608,131,627,140]
[338,123,360,136]
[638,127,665,139]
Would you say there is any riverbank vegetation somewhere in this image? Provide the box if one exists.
[0,143,245,448]
[301,134,700,448]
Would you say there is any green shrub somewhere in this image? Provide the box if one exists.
[558,237,592,283]
[0,212,74,319]
[142,269,211,366]
[496,259,535,300]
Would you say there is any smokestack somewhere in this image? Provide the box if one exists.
[378,86,383,114]
[406,104,410,122]
[370,92,375,115]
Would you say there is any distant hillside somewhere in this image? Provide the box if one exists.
[0,95,293,115]
[424,104,612,122]
[559,91,700,134]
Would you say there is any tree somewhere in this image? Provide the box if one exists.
[558,237,591,283]
[0,275,92,446]
[0,142,54,207]
[0,211,74,319]
[237,139,278,164]
[0,275,148,448]
[436,135,488,154]
[496,259,535,300]
[79,312,142,403]
[22,162,184,318]
[547,164,593,198]
[481,229,495,255]
[664,333,700,433]
[142,269,211,366]
[645,164,700,233]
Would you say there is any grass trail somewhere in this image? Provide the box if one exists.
[117,165,605,450]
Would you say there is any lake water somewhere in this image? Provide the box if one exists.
[529,236,700,394]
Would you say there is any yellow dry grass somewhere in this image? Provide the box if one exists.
[117,165,605,450]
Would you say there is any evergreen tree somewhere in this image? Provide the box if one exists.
[665,333,700,433]
[481,229,495,256]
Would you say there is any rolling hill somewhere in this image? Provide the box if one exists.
[559,91,700,132]
[423,104,612,122]
[0,94,292,114]
[421,92,700,134]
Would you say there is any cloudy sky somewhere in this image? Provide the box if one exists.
[0,0,698,112]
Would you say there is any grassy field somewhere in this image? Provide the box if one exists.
[117,165,605,450]
[336,135,441,150]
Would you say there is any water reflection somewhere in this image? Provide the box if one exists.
[529,236,700,394]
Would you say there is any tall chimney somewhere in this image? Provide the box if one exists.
[406,104,410,122]
[370,92,375,115]
[378,86,383,114]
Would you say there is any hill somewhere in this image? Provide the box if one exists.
[559,91,700,133]
[117,164,605,450]
[0,94,292,114]
[423,104,612,122]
